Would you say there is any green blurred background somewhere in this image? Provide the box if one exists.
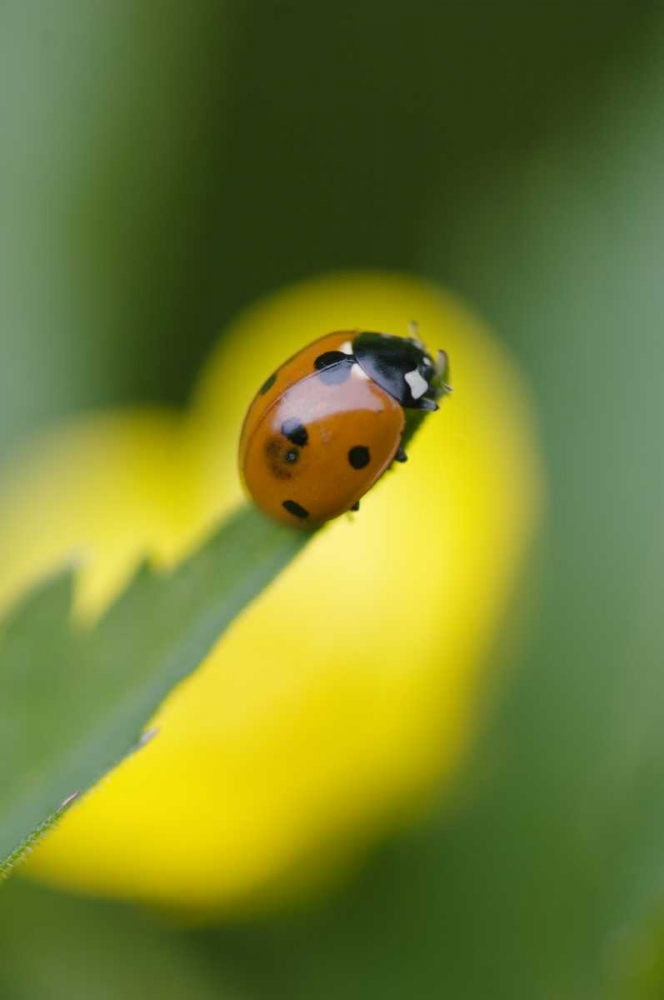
[1,1,663,996]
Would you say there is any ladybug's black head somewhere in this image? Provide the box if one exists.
[352,331,450,410]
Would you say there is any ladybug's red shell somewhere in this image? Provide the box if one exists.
[239,331,405,527]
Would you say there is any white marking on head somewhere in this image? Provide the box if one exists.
[340,340,353,354]
[351,363,370,381]
[405,368,428,400]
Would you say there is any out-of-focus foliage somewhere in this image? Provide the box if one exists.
[1,0,663,998]
[0,2,231,452]
[0,879,225,1000]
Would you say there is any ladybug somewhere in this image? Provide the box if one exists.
[239,329,450,528]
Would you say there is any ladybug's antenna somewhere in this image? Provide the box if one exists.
[407,320,425,351]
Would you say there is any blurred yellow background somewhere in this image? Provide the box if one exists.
[0,273,540,910]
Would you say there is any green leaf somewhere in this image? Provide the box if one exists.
[0,505,310,876]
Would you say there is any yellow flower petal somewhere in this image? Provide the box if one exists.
[0,272,542,913]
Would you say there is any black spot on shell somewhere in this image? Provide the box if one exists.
[259,372,277,395]
[348,445,370,470]
[265,439,294,480]
[281,417,309,447]
[350,501,360,511]
[282,499,309,519]
[314,351,354,385]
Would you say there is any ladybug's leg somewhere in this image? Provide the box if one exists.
[388,444,408,470]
